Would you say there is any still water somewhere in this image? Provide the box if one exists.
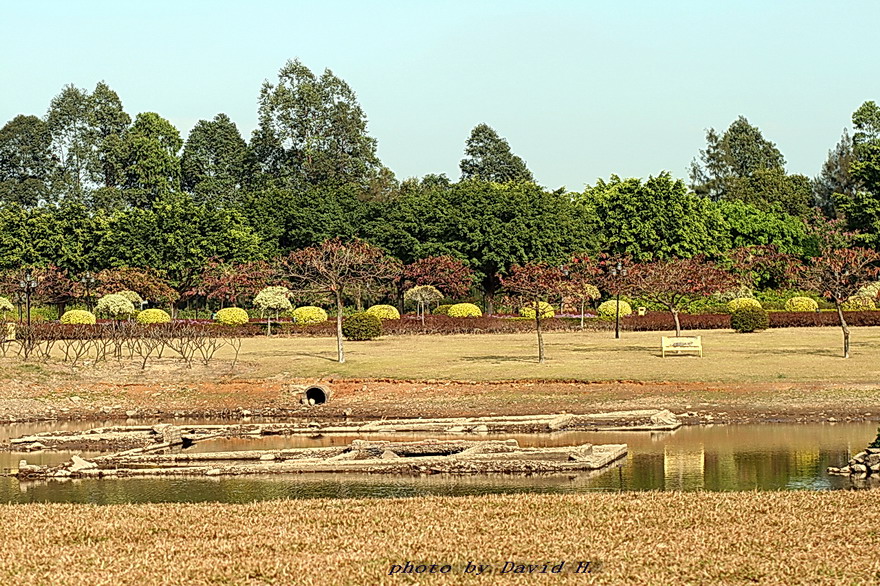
[1,421,877,504]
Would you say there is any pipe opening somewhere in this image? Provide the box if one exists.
[305,386,329,405]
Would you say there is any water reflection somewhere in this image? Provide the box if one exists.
[1,422,876,503]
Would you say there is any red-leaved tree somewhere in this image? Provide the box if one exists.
[799,247,880,358]
[284,238,400,363]
[95,267,179,307]
[626,257,737,337]
[502,262,566,363]
[727,245,801,291]
[187,259,277,308]
[402,256,475,299]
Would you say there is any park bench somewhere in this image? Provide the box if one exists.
[661,335,702,358]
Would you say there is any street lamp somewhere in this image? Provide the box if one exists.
[80,271,96,311]
[609,261,627,339]
[19,271,38,326]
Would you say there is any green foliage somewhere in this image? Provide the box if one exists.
[519,301,555,319]
[842,295,876,311]
[291,306,328,324]
[60,309,96,325]
[214,307,249,326]
[181,113,247,201]
[0,115,54,206]
[253,286,292,314]
[365,304,400,320]
[726,297,762,313]
[597,300,632,318]
[117,290,144,307]
[342,312,382,340]
[135,308,171,324]
[96,293,135,319]
[731,306,769,333]
[433,304,453,315]
[459,124,533,183]
[784,296,819,312]
[447,303,482,318]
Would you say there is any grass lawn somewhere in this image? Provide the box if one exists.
[234,326,880,383]
[2,492,877,585]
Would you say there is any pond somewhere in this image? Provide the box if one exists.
[1,421,876,504]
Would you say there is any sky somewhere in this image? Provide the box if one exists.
[2,0,879,191]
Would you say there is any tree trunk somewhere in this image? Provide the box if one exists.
[672,308,682,337]
[336,290,345,363]
[580,300,585,330]
[535,297,545,363]
[485,291,495,315]
[835,301,850,358]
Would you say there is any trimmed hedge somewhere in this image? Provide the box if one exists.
[60,309,96,325]
[365,304,401,320]
[342,312,382,340]
[727,297,762,313]
[291,306,328,325]
[784,296,819,312]
[447,303,482,318]
[214,307,249,326]
[519,301,555,319]
[433,304,453,315]
[135,309,171,325]
[731,307,769,333]
[842,296,876,311]
[598,300,632,318]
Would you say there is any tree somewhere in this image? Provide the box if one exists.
[565,255,601,328]
[88,81,130,190]
[254,59,380,187]
[181,113,247,202]
[253,285,292,335]
[814,129,857,216]
[587,173,727,261]
[0,115,55,206]
[403,256,475,298]
[94,267,178,306]
[404,285,442,325]
[799,247,880,357]
[459,123,533,183]
[46,84,93,198]
[727,245,800,291]
[501,262,566,362]
[625,257,737,336]
[187,258,275,307]
[284,238,399,363]
[120,112,183,206]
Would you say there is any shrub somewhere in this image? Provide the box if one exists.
[731,306,769,333]
[447,303,482,318]
[842,295,876,311]
[253,286,292,314]
[365,304,400,320]
[292,306,328,325]
[60,309,96,325]
[597,300,632,318]
[117,290,144,307]
[0,296,14,314]
[857,281,880,300]
[215,307,249,326]
[96,294,135,319]
[519,301,555,319]
[342,312,382,340]
[433,304,453,315]
[136,308,171,324]
[726,297,762,313]
[784,296,819,312]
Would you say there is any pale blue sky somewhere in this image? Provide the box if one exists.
[2,1,878,190]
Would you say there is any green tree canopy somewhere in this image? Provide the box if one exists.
[459,123,533,183]
[0,115,55,206]
[181,113,247,202]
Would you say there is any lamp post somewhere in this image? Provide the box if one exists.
[610,260,627,339]
[80,271,96,311]
[19,271,38,326]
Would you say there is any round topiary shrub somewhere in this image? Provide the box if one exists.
[447,303,482,318]
[253,286,292,315]
[433,304,453,315]
[726,297,762,313]
[292,306,328,325]
[60,309,96,325]
[96,293,136,319]
[118,290,144,307]
[519,301,555,319]
[214,307,249,326]
[365,304,400,320]
[784,296,819,312]
[136,308,171,325]
[842,295,877,311]
[342,312,382,340]
[597,300,632,318]
[731,306,769,333]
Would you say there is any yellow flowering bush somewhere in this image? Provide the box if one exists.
[726,297,762,313]
[365,304,400,320]
[214,307,249,326]
[597,300,632,318]
[784,296,818,312]
[519,301,555,319]
[60,309,96,325]
[447,303,482,318]
[292,306,329,324]
[136,309,171,324]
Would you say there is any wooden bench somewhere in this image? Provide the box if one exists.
[661,336,702,358]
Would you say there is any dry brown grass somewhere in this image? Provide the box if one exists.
[233,326,880,383]
[1,491,878,585]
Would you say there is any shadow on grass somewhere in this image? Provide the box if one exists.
[460,355,540,364]
[289,352,339,363]
[569,346,649,354]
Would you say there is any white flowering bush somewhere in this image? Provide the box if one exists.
[96,293,135,319]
